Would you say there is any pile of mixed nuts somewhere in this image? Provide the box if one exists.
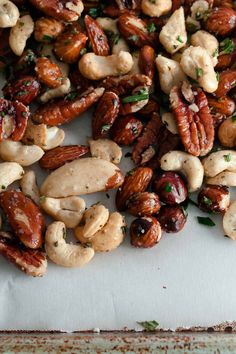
[0,0,235,276]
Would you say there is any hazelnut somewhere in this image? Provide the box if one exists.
[198,185,230,213]
[158,206,187,233]
[130,216,162,248]
[126,192,161,217]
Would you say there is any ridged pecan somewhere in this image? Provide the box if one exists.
[84,15,109,56]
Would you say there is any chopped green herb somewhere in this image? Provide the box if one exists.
[232,116,236,122]
[196,67,203,79]
[195,11,202,20]
[66,92,78,101]
[131,126,139,135]
[1,185,6,189]
[43,34,53,41]
[164,182,173,193]
[17,91,28,96]
[88,5,104,18]
[80,48,87,56]
[111,33,120,45]
[197,216,215,227]
[122,89,149,104]
[128,35,139,42]
[23,80,31,86]
[71,27,78,35]
[121,225,127,235]
[84,242,92,248]
[39,196,46,203]
[224,153,232,162]
[54,241,58,247]
[0,111,5,117]
[220,38,235,54]
[147,23,156,34]
[19,21,24,27]
[203,196,212,206]
[22,111,28,117]
[101,124,111,132]
[126,169,135,176]
[177,35,183,43]
[216,72,220,82]
[64,39,72,45]
[137,320,159,331]
[213,48,219,58]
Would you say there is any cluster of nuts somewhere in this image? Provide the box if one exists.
[0,0,235,276]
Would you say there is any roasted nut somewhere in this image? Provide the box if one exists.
[39,43,69,77]
[41,157,124,197]
[198,185,230,213]
[159,7,187,54]
[216,38,236,70]
[205,7,236,36]
[13,49,36,76]
[0,190,45,249]
[161,113,178,135]
[35,57,63,88]
[190,30,219,66]
[0,235,47,276]
[78,51,133,80]
[190,0,210,20]
[0,140,44,166]
[126,192,161,216]
[84,15,109,56]
[89,139,122,164]
[102,73,151,96]
[45,221,94,268]
[92,91,120,139]
[33,87,105,126]
[207,171,236,187]
[20,170,40,205]
[138,99,160,117]
[111,115,143,146]
[203,150,236,177]
[208,96,235,117]
[157,205,187,233]
[139,45,155,80]
[39,77,71,103]
[214,70,236,98]
[54,23,87,64]
[0,0,19,28]
[39,145,88,170]
[0,162,24,190]
[3,75,40,105]
[160,151,204,192]
[9,15,34,56]
[223,201,236,240]
[119,84,151,116]
[116,166,153,211]
[218,118,236,148]
[141,0,171,17]
[40,196,86,228]
[34,17,64,42]
[153,171,188,205]
[170,84,214,156]
[130,216,162,248]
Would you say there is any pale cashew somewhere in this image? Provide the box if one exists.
[180,46,218,93]
[39,44,69,77]
[141,0,172,17]
[191,30,219,66]
[156,55,187,94]
[130,51,141,75]
[75,204,109,239]
[112,38,130,55]
[223,201,236,240]
[22,120,65,151]
[0,0,19,28]
[207,171,236,187]
[0,162,24,190]
[161,113,178,135]
[190,0,209,21]
[39,78,71,103]
[78,51,133,80]
[41,157,124,198]
[218,118,236,148]
[159,7,187,54]
[45,221,94,268]
[160,151,204,192]
[89,139,122,164]
[20,170,40,204]
[40,196,86,228]
[76,212,126,252]
[9,15,34,56]
[202,151,236,177]
[0,140,44,166]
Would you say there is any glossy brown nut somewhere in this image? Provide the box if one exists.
[111,115,143,145]
[137,99,160,117]
[214,70,236,98]
[34,17,64,42]
[130,216,162,248]
[84,15,109,56]
[207,95,235,117]
[198,185,230,213]
[158,206,187,233]
[127,192,161,216]
[35,57,63,88]
[13,49,36,76]
[214,0,234,7]
[139,45,156,80]
[205,7,236,36]
[216,38,236,70]
[3,76,40,105]
[152,171,188,205]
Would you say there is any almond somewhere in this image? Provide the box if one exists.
[205,7,236,36]
[139,45,156,80]
[34,17,64,42]
[126,192,161,216]
[84,15,110,56]
[35,57,63,88]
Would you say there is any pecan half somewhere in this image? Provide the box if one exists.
[33,87,105,126]
[35,57,63,88]
[3,75,40,105]
[84,15,109,56]
[170,84,214,156]
[214,70,236,98]
[139,45,156,80]
[205,7,236,36]
[0,235,47,277]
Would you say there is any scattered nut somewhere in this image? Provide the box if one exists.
[203,150,236,177]
[130,216,162,248]
[0,140,44,166]
[89,139,122,164]
[158,205,187,233]
[141,0,172,17]
[207,171,236,187]
[0,162,24,190]
[9,15,34,56]
[198,185,230,213]
[20,170,40,204]
[126,192,161,217]
[34,17,64,42]
[39,77,71,103]
[218,118,236,148]
[0,0,19,28]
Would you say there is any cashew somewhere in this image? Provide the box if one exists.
[41,157,124,198]
[39,44,69,77]
[159,7,187,54]
[96,17,118,34]
[161,113,178,135]
[190,0,209,21]
[40,196,86,228]
[207,171,236,187]
[20,170,40,204]
[76,212,126,252]
[0,140,44,166]
[160,151,204,192]
[180,46,218,93]
[202,151,236,177]
[156,55,187,94]
[22,120,65,151]
[112,38,130,55]
[39,78,71,103]
[218,118,236,148]
[78,51,133,80]
[130,51,141,75]
[45,221,94,268]
[141,0,172,17]
[89,139,122,164]
[190,30,219,66]
[0,162,24,190]
[223,201,236,240]
[9,15,34,56]
[75,204,109,239]
[0,0,19,28]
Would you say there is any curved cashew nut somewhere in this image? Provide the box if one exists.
[223,201,236,240]
[89,139,122,164]
[202,151,236,177]
[160,151,204,192]
[0,140,44,166]
[0,162,24,190]
[75,204,109,239]
[207,171,236,187]
[9,15,34,56]
[78,51,133,80]
[39,78,71,103]
[20,170,40,204]
[141,0,172,17]
[190,30,218,67]
[40,196,86,228]
[0,0,19,28]
[218,118,236,148]
[45,221,94,268]
[161,113,178,135]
